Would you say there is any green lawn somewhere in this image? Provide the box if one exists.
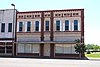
[85,52,100,58]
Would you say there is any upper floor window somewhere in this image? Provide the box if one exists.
[73,13,79,16]
[35,15,40,18]
[44,14,50,17]
[73,13,75,15]
[19,22,23,32]
[19,15,23,18]
[76,13,79,15]
[35,21,39,31]
[56,20,60,31]
[27,15,32,18]
[1,23,5,32]
[74,20,78,31]
[65,20,69,31]
[8,23,12,32]
[27,21,31,32]
[45,21,49,31]
[55,14,61,17]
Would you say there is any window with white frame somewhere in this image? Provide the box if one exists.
[19,22,23,32]
[74,20,78,31]
[27,21,31,32]
[45,21,49,31]
[65,20,69,31]
[56,20,60,31]
[35,21,39,31]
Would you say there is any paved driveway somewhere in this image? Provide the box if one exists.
[0,57,100,67]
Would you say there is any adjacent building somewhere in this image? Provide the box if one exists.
[0,9,17,56]
[16,9,84,58]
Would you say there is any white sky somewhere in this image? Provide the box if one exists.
[0,0,100,45]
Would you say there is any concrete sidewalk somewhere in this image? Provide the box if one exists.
[88,57,100,61]
[0,57,100,67]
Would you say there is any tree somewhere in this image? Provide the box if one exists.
[93,45,99,51]
[86,44,93,51]
[99,46,100,51]
[74,39,86,59]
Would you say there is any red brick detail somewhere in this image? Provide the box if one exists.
[50,44,55,58]
[81,9,85,57]
[41,12,44,41]
[17,53,39,57]
[81,9,84,43]
[50,11,54,41]
[55,53,79,58]
[40,44,44,57]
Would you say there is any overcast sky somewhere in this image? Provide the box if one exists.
[0,0,100,45]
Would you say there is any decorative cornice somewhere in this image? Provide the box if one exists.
[17,9,84,14]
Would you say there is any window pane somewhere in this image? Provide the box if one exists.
[0,46,5,53]
[65,20,69,30]
[32,44,39,53]
[27,22,31,32]
[35,21,39,31]
[19,22,23,32]
[45,21,49,31]
[63,44,71,54]
[36,21,39,26]
[1,23,5,32]
[18,44,24,53]
[46,26,49,31]
[56,20,60,31]
[24,44,31,53]
[6,46,12,53]
[8,23,12,32]
[74,20,78,30]
[55,44,63,53]
[46,21,49,26]
[27,22,31,27]
[74,20,78,25]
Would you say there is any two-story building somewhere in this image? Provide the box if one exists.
[16,9,84,58]
[0,9,17,56]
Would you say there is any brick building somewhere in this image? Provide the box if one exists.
[16,9,84,58]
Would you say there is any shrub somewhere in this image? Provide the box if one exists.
[87,51,91,54]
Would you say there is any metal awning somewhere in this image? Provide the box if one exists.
[16,41,76,44]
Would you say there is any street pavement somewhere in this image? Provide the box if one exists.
[0,57,100,67]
